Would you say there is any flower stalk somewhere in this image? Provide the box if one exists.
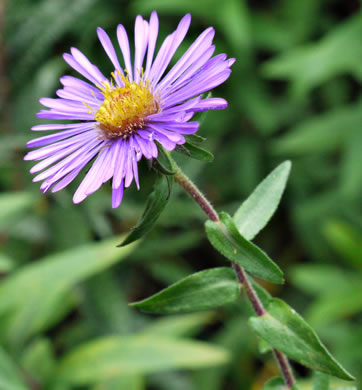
[173,159,296,389]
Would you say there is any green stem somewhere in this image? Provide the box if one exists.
[172,159,296,389]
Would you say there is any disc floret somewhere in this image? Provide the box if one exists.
[95,73,159,138]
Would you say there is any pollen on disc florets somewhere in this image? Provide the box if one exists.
[94,72,159,139]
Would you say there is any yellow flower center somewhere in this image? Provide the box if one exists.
[94,73,159,139]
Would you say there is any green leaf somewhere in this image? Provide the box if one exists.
[0,192,36,231]
[313,372,330,390]
[120,174,172,246]
[153,146,175,175]
[176,142,214,162]
[249,298,355,380]
[233,161,291,240]
[131,267,240,314]
[0,236,137,347]
[205,213,284,283]
[142,312,214,338]
[0,347,28,390]
[185,134,206,145]
[56,335,229,385]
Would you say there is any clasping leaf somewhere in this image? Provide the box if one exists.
[205,212,284,283]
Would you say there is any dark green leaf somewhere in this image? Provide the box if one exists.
[205,213,284,283]
[177,142,214,162]
[56,335,229,385]
[119,174,172,246]
[233,161,291,240]
[131,267,240,314]
[185,134,206,145]
[153,146,175,175]
[249,298,355,380]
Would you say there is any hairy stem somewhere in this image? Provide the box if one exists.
[172,160,296,388]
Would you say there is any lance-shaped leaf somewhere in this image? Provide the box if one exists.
[249,298,355,380]
[56,335,229,385]
[131,268,241,314]
[153,146,175,175]
[176,142,214,162]
[120,173,172,246]
[185,134,206,144]
[233,161,291,240]
[205,212,284,283]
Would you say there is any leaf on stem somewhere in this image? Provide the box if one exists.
[249,298,355,380]
[233,161,291,240]
[131,267,241,314]
[205,212,284,283]
[119,173,173,246]
[176,142,214,162]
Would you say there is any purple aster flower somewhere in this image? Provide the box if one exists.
[25,12,234,208]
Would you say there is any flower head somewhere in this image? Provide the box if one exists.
[25,12,234,208]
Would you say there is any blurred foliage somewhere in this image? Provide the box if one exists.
[1,0,361,389]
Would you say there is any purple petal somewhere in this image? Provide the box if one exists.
[134,16,149,83]
[39,97,97,113]
[36,110,94,121]
[51,164,85,193]
[149,14,191,86]
[191,97,228,112]
[163,66,232,108]
[112,183,124,208]
[144,11,159,79]
[25,130,97,161]
[31,122,95,132]
[113,140,128,189]
[117,24,133,81]
[149,121,199,135]
[161,45,216,98]
[138,129,176,151]
[60,76,104,100]
[36,139,103,184]
[73,147,109,203]
[157,27,215,90]
[63,53,100,87]
[97,27,123,75]
[70,47,108,86]
[27,125,93,148]
[147,123,186,143]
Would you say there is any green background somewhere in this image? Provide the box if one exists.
[1,0,361,389]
